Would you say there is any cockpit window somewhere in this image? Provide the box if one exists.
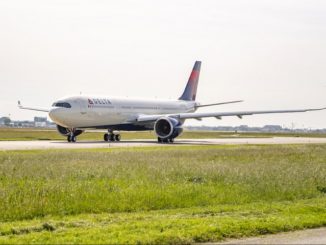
[52,102,71,108]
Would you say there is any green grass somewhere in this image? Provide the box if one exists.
[0,144,326,243]
[0,127,325,141]
[1,198,326,244]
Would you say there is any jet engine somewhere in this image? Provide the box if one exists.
[154,117,183,139]
[56,125,83,137]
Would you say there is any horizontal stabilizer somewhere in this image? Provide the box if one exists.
[196,100,243,108]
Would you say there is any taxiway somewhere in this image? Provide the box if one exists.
[0,137,326,150]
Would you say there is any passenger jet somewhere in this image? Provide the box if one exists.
[18,61,325,143]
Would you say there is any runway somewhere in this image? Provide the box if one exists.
[0,137,326,150]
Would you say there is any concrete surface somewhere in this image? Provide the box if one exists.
[218,227,326,244]
[0,137,326,150]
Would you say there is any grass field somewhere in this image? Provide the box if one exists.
[0,127,326,141]
[1,144,326,243]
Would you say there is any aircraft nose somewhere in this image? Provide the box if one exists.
[49,108,61,123]
[49,107,72,127]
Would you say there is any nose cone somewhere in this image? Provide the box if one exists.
[49,108,68,126]
[49,108,60,123]
[49,108,72,128]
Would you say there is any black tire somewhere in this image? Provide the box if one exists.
[109,134,115,141]
[67,136,71,142]
[169,138,174,143]
[104,133,109,142]
[157,137,162,143]
[71,136,76,142]
[115,134,121,141]
[163,138,169,143]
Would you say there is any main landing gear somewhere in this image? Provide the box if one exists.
[104,131,121,142]
[157,137,174,143]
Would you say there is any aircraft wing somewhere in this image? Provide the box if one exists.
[18,101,50,112]
[136,107,326,122]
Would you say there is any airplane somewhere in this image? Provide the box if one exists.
[18,61,325,143]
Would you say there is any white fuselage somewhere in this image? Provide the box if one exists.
[49,95,197,129]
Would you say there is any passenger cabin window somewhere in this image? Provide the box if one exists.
[52,102,71,108]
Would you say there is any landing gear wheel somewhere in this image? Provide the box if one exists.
[169,138,174,143]
[67,135,76,142]
[158,137,163,143]
[109,134,115,141]
[115,134,121,141]
[104,133,109,142]
[70,135,76,142]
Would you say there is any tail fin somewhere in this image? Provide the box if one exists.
[179,61,201,101]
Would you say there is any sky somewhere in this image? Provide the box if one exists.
[0,0,325,129]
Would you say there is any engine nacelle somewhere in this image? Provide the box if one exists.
[56,125,83,137]
[154,117,183,139]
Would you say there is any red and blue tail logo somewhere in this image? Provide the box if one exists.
[179,61,201,101]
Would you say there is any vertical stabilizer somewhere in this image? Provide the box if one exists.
[179,61,201,101]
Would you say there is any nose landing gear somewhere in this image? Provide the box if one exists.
[66,129,77,143]
[67,135,76,142]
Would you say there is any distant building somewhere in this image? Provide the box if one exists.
[34,117,47,127]
[238,125,249,131]
[12,120,34,128]
[262,125,283,132]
